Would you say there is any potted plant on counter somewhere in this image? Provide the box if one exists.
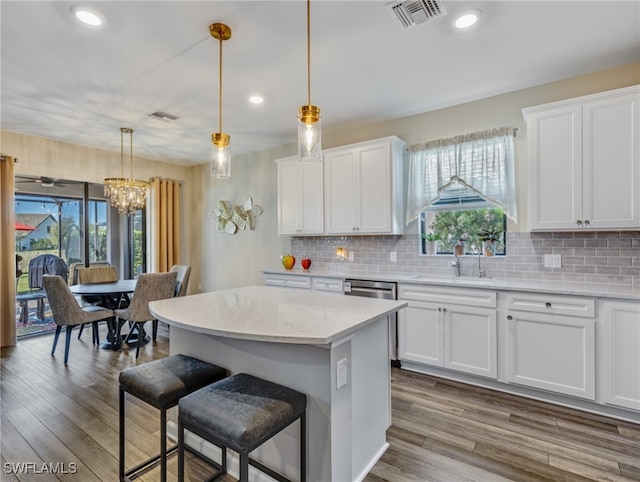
[477,227,503,256]
[421,231,441,256]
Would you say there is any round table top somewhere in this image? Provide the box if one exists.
[69,279,137,296]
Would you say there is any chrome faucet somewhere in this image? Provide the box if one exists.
[475,249,485,278]
[451,255,461,277]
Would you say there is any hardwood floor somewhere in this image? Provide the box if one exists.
[2,325,639,481]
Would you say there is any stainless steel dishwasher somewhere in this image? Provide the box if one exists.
[344,279,400,367]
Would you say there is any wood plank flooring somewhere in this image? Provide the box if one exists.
[2,325,639,481]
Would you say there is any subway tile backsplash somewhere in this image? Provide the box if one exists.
[291,231,639,286]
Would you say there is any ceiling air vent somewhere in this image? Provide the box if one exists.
[386,0,447,29]
[148,111,180,122]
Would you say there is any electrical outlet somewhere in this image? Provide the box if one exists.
[390,251,397,262]
[348,251,354,261]
[544,254,562,268]
[336,358,348,389]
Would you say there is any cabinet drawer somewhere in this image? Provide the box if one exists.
[399,284,496,309]
[506,292,595,318]
[263,274,311,289]
[312,277,344,293]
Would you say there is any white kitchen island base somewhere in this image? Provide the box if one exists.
[150,286,406,482]
[171,317,389,482]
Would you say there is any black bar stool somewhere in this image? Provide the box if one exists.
[178,373,307,482]
[119,354,226,482]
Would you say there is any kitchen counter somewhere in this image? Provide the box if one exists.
[149,285,407,482]
[149,284,406,344]
[262,268,640,301]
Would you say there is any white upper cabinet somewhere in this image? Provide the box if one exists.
[523,85,640,231]
[324,136,405,235]
[275,156,324,235]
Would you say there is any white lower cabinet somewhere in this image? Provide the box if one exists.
[601,300,640,411]
[504,293,596,400]
[398,285,497,379]
[262,273,344,294]
[263,273,312,289]
[311,276,344,293]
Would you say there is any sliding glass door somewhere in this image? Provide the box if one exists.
[14,175,145,338]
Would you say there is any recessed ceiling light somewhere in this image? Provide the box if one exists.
[249,95,264,105]
[70,5,104,27]
[454,9,481,29]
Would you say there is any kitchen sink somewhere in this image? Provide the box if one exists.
[452,277,494,286]
[409,275,494,286]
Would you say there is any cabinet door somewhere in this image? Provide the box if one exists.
[276,157,323,235]
[527,104,583,230]
[358,141,392,233]
[262,273,311,289]
[324,148,357,234]
[444,305,497,379]
[505,311,595,400]
[601,301,640,410]
[582,92,640,229]
[398,301,443,366]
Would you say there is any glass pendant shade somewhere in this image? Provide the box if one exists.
[298,105,322,162]
[210,132,231,179]
[210,22,232,179]
[298,0,322,163]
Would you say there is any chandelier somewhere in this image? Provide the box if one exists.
[104,127,149,215]
[298,0,322,162]
[210,22,232,179]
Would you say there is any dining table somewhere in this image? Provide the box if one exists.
[70,279,137,350]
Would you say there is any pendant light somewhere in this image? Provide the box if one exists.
[104,128,149,215]
[298,0,322,162]
[210,22,232,179]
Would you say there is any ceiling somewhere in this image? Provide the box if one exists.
[2,1,639,167]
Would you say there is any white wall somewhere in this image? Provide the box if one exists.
[4,62,639,293]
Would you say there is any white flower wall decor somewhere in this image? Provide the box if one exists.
[208,197,263,235]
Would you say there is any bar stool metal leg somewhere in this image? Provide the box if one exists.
[300,413,306,482]
[119,388,125,481]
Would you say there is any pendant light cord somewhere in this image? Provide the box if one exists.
[306,0,311,106]
[129,130,134,179]
[219,29,223,134]
[120,129,125,178]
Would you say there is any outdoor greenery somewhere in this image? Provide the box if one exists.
[133,228,144,276]
[427,207,505,255]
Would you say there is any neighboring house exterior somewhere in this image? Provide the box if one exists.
[15,213,57,250]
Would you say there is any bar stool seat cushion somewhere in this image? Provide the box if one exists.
[120,354,227,409]
[180,373,307,449]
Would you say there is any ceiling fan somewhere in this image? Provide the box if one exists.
[15,176,71,188]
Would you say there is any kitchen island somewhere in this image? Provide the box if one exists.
[149,285,407,482]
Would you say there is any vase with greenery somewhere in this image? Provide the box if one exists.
[477,227,503,256]
[421,231,441,256]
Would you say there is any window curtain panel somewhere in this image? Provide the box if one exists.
[406,127,518,224]
[149,178,182,273]
[1,156,17,347]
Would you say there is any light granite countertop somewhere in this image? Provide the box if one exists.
[262,268,640,301]
[149,285,407,344]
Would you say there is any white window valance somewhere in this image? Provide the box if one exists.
[406,127,518,224]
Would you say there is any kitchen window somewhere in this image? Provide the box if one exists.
[407,127,517,256]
